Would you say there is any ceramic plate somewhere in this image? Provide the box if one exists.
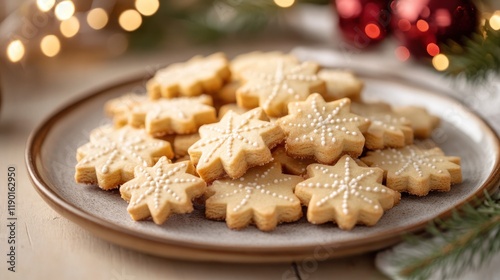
[26,72,500,263]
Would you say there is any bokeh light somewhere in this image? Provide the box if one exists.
[40,35,61,57]
[490,12,500,31]
[426,43,440,57]
[274,0,295,8]
[6,40,25,62]
[55,1,75,21]
[135,0,160,16]
[87,8,109,30]
[395,46,410,62]
[432,54,449,71]
[416,19,429,32]
[119,10,142,32]
[60,16,80,38]
[364,23,381,39]
[36,0,55,12]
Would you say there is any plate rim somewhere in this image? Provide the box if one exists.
[25,72,500,262]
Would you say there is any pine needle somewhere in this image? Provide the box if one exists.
[443,20,500,83]
[389,191,500,280]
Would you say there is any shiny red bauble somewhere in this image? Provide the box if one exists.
[390,0,478,59]
[335,0,392,48]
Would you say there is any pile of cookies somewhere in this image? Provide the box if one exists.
[75,51,462,231]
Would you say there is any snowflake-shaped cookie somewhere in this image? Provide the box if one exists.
[276,94,370,164]
[236,60,326,117]
[120,157,206,225]
[75,125,174,190]
[351,102,413,150]
[104,93,148,127]
[205,162,303,231]
[393,106,440,139]
[295,155,400,230]
[147,52,230,99]
[271,145,315,175]
[361,145,462,196]
[188,108,285,182]
[230,51,299,80]
[317,69,364,102]
[128,95,217,136]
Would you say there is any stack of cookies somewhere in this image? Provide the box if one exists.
[75,51,462,231]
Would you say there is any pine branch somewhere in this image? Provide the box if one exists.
[443,20,500,83]
[387,191,500,280]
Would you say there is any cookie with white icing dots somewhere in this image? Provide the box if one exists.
[295,155,400,230]
[236,60,326,117]
[104,93,148,127]
[205,162,303,231]
[73,50,465,232]
[120,157,206,225]
[147,52,230,99]
[317,69,364,102]
[75,125,174,190]
[351,102,413,150]
[361,145,462,196]
[128,95,217,136]
[189,108,285,182]
[276,94,370,164]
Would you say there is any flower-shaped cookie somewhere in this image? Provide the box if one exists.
[236,60,326,117]
[128,95,217,136]
[120,157,206,225]
[361,145,462,196]
[188,108,285,182]
[147,53,230,99]
[75,125,174,190]
[205,162,302,231]
[276,94,370,164]
[295,155,400,230]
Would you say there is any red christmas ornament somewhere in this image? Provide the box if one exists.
[391,0,478,59]
[335,0,392,48]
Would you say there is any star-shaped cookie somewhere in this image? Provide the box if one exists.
[104,93,148,127]
[75,125,174,190]
[351,102,413,150]
[147,52,230,99]
[188,108,285,182]
[271,145,315,175]
[317,69,363,102]
[128,95,217,136]
[295,155,400,230]
[393,106,440,139]
[236,60,326,117]
[276,94,370,164]
[120,157,206,225]
[361,145,462,196]
[205,162,303,231]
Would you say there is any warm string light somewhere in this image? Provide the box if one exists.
[135,0,160,16]
[60,16,80,38]
[274,0,295,8]
[119,9,142,32]
[87,8,109,30]
[6,40,25,62]
[36,0,55,12]
[432,54,449,71]
[40,35,61,57]
[490,11,500,31]
[55,1,75,21]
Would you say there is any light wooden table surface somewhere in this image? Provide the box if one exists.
[0,37,388,280]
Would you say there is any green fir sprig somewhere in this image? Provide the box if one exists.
[443,20,500,83]
[387,190,500,280]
